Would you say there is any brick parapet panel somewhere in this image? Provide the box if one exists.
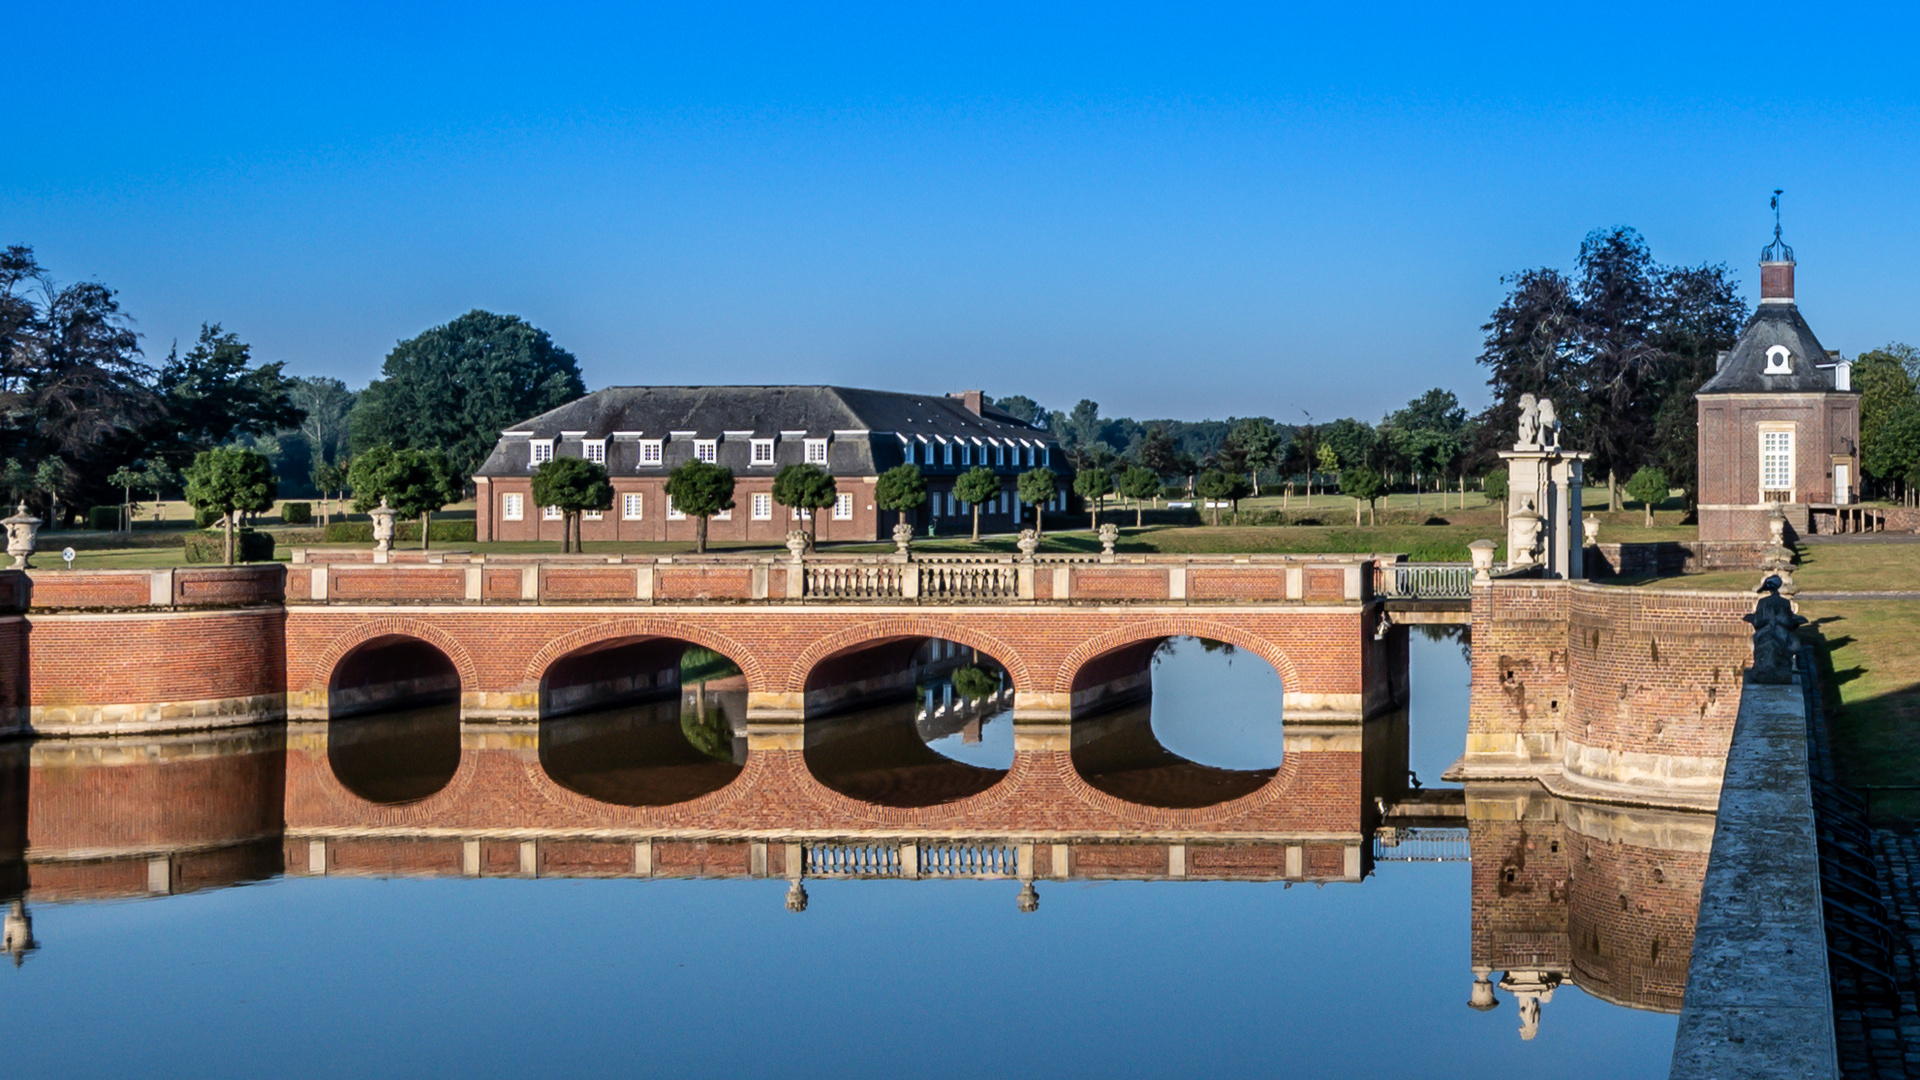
[25,565,283,611]
[25,608,288,735]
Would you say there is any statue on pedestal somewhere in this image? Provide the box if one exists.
[1515,394,1541,449]
[1745,576,1807,684]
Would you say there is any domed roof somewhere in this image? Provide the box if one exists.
[1698,301,1843,395]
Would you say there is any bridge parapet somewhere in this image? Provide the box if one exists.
[286,549,1377,607]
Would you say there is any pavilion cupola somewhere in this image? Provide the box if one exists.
[1759,189,1795,304]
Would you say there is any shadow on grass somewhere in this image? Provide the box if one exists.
[1803,613,1920,826]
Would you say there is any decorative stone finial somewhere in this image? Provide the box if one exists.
[784,880,808,913]
[1506,497,1542,568]
[369,497,397,555]
[3,502,42,570]
[1098,523,1119,559]
[1582,516,1600,547]
[892,521,915,556]
[1016,882,1039,913]
[1468,539,1497,584]
[1015,529,1039,561]
[785,530,812,563]
[1468,971,1500,1012]
[2,900,35,967]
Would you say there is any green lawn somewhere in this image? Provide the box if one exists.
[1802,600,1920,823]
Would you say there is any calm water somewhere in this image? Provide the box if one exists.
[0,629,1692,1079]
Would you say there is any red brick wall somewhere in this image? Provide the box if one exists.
[26,566,282,610]
[26,731,284,855]
[29,608,287,709]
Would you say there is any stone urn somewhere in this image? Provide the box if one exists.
[1,899,33,967]
[785,529,812,562]
[1015,529,1039,561]
[1506,498,1542,568]
[3,503,41,570]
[1098,522,1119,559]
[1016,882,1039,914]
[784,880,809,913]
[892,521,915,556]
[1468,971,1500,1012]
[1767,504,1788,547]
[1468,538,1497,585]
[1582,516,1600,547]
[369,497,397,555]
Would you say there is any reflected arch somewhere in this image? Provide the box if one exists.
[1064,630,1289,809]
[534,634,748,807]
[327,634,462,805]
[800,631,1016,808]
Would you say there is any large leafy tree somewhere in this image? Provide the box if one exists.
[1339,466,1385,526]
[991,394,1049,428]
[665,460,735,553]
[351,310,586,478]
[184,446,277,565]
[1383,389,1471,501]
[291,376,356,468]
[953,465,1000,541]
[530,455,612,553]
[1857,345,1920,500]
[1226,417,1284,494]
[148,324,302,464]
[772,463,837,541]
[1117,465,1160,528]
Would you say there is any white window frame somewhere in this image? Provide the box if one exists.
[583,508,603,521]
[640,440,663,466]
[752,492,772,520]
[502,493,524,521]
[530,440,554,465]
[622,494,644,520]
[583,439,606,464]
[833,492,854,520]
[805,438,829,465]
[694,439,718,464]
[1759,425,1795,497]
[543,504,563,520]
[751,439,775,466]
[1025,444,1036,467]
[667,497,686,520]
[791,506,812,521]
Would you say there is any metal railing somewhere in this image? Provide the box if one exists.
[1375,562,1472,600]
[1372,826,1470,862]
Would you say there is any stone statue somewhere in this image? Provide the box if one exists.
[1498,970,1559,1041]
[1536,398,1560,450]
[3,502,42,570]
[892,521,915,556]
[1098,522,1119,558]
[369,497,397,555]
[785,529,812,562]
[1745,576,1807,685]
[1516,393,1541,449]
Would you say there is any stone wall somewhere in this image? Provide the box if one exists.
[1586,541,1777,577]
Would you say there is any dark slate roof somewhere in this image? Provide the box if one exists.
[1698,301,1848,395]
[474,385,1060,479]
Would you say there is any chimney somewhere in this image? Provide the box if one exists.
[1760,259,1795,303]
[950,390,985,415]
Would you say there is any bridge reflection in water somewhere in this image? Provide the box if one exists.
[0,630,1709,1043]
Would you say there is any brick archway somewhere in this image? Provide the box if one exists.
[787,616,1035,694]
[1052,617,1300,695]
[521,616,771,691]
[312,617,481,693]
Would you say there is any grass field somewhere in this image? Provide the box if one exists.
[1802,600,1920,822]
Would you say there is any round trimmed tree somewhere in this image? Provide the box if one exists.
[1625,466,1670,528]
[531,455,612,552]
[1073,466,1113,528]
[772,463,837,541]
[874,463,928,533]
[1118,465,1160,528]
[953,466,999,542]
[1339,466,1385,526]
[666,460,736,553]
[1016,467,1058,536]
[184,446,277,565]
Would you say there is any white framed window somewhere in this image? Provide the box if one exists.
[640,440,663,466]
[942,441,953,466]
[667,497,685,520]
[1042,445,1051,466]
[583,509,603,521]
[833,493,853,520]
[583,440,606,464]
[962,443,972,466]
[695,439,718,463]
[995,443,1006,467]
[623,494,643,520]
[1761,428,1794,494]
[805,438,828,464]
[751,439,775,466]
[502,493,524,521]
[543,505,563,520]
[530,440,554,465]
[752,493,772,520]
[791,506,811,521]
[1764,345,1793,375]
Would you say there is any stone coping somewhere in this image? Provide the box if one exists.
[1669,678,1838,1079]
[289,547,1384,567]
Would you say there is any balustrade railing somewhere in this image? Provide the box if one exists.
[919,843,1019,877]
[1375,562,1472,600]
[803,563,905,600]
[917,560,1018,601]
[805,844,901,877]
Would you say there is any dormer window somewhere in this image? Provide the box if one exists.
[751,439,775,466]
[583,440,606,464]
[805,438,828,465]
[530,440,554,465]
[695,439,718,463]
[1765,345,1793,375]
[639,440,663,466]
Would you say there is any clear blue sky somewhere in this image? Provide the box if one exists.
[8,2,1917,422]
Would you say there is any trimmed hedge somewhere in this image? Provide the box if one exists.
[282,501,313,525]
[87,506,120,531]
[194,505,222,528]
[183,529,276,564]
[322,519,476,543]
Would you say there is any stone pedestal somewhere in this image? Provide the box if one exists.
[1499,446,1587,580]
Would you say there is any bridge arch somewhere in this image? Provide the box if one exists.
[1053,617,1301,698]
[522,617,768,695]
[314,617,480,703]
[322,628,467,806]
[789,617,1033,696]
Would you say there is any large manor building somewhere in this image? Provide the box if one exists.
[473,386,1067,544]
[1696,228,1861,542]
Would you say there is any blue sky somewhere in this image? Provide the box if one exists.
[7,2,1918,421]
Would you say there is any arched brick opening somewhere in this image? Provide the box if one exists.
[797,624,1019,809]
[1061,625,1292,810]
[327,634,462,806]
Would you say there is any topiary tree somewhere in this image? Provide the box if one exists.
[1195,469,1237,527]
[874,463,928,533]
[531,455,612,553]
[1340,466,1386,527]
[772,463,837,542]
[1624,466,1670,529]
[107,465,143,533]
[953,465,999,542]
[1073,466,1113,528]
[666,460,735,553]
[1118,465,1160,529]
[1017,467,1058,536]
[184,446,277,565]
[351,446,464,550]
[311,458,349,526]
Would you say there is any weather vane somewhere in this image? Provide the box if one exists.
[1762,188,1793,262]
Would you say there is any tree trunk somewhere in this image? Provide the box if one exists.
[1355,500,1362,527]
[1609,470,1620,512]
[1370,501,1377,526]
[1644,503,1654,528]
[421,512,431,551]
[695,514,708,554]
[1089,499,1098,529]
[223,512,235,566]
[1035,504,1045,538]
[1210,503,1220,527]
[1135,501,1142,529]
[971,505,980,542]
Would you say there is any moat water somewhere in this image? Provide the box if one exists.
[0,631,1694,1079]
